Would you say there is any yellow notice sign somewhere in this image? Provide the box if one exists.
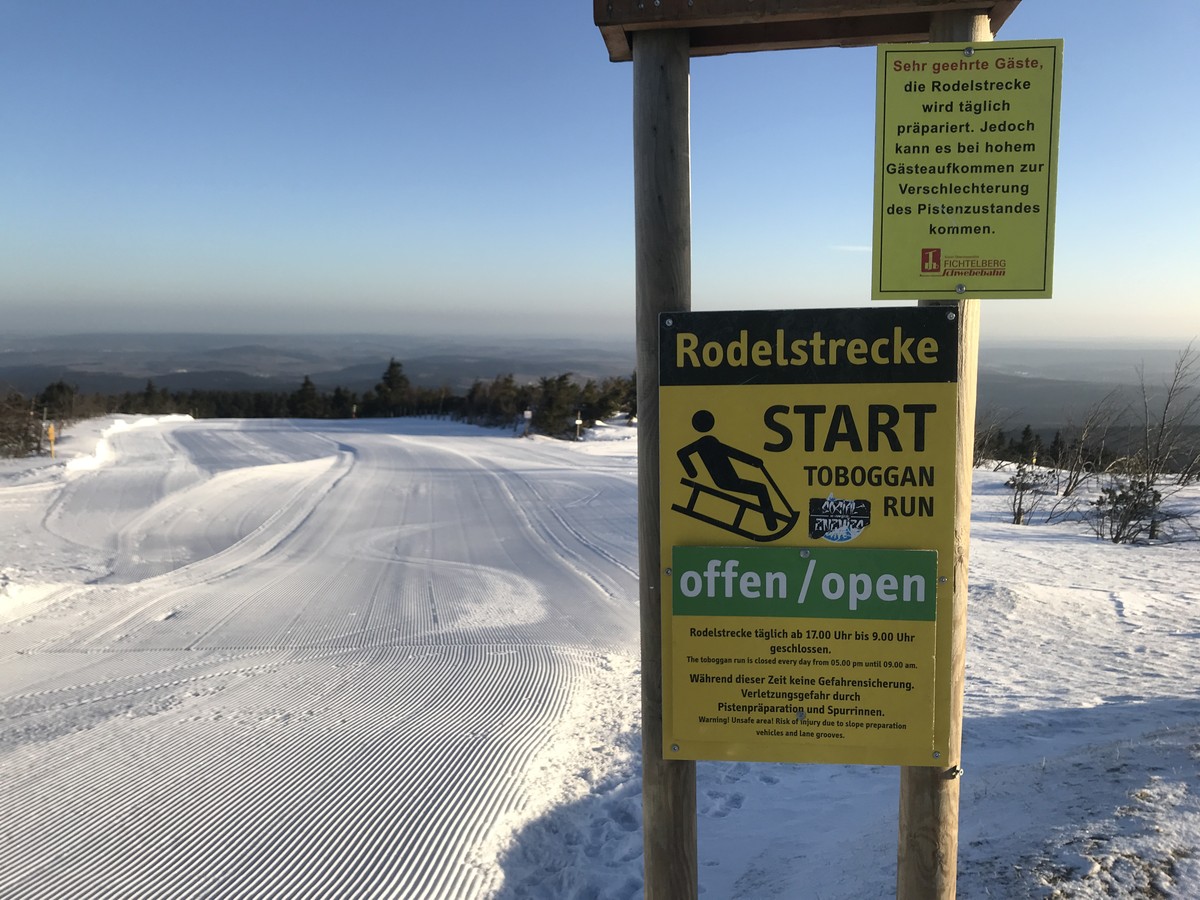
[659,308,959,766]
[872,39,1063,300]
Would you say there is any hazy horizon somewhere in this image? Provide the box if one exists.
[3,324,1193,353]
[3,327,1193,398]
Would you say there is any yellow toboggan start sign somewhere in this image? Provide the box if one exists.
[659,307,959,766]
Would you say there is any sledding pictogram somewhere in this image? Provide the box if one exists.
[672,410,797,542]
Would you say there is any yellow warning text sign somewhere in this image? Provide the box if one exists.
[872,39,1063,300]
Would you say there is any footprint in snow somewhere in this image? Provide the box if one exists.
[702,789,744,818]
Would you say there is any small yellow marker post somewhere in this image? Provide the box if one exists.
[47,423,56,459]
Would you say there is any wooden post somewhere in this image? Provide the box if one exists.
[897,10,990,900]
[633,28,697,900]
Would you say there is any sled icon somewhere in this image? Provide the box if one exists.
[672,410,798,542]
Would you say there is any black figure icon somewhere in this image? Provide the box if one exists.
[673,409,797,541]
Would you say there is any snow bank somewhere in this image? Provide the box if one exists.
[65,414,194,474]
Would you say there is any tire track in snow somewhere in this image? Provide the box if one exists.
[391,436,637,635]
[501,467,637,582]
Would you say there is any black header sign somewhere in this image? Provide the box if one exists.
[660,307,959,387]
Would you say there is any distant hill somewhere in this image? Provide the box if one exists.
[977,340,1196,433]
[979,340,1187,385]
[0,332,636,396]
[977,372,1131,433]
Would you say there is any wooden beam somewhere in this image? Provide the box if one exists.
[600,0,995,29]
[596,0,1021,62]
[690,12,932,56]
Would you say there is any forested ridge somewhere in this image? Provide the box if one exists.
[2,358,636,455]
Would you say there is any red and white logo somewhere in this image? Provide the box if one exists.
[920,248,941,274]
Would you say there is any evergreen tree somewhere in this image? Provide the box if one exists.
[37,380,79,422]
[532,373,579,437]
[578,379,602,424]
[1046,430,1066,468]
[329,386,357,419]
[489,374,520,423]
[288,376,325,418]
[367,358,410,417]
[1006,424,1042,465]
[0,390,40,457]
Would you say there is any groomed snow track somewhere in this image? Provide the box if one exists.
[0,418,640,899]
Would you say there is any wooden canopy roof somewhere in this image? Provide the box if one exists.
[595,0,1022,62]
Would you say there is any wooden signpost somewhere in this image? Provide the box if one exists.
[596,2,1053,898]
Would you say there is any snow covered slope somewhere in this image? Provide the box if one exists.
[2,416,1197,898]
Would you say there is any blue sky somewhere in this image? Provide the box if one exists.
[3,1,1197,343]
